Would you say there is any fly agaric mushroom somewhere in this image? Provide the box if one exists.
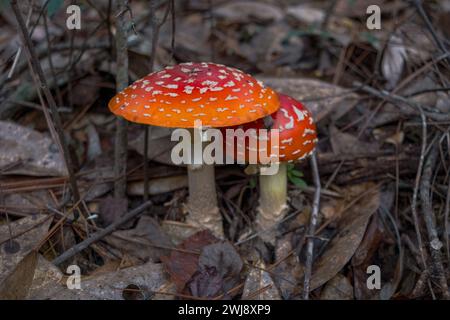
[108,62,279,237]
[224,93,317,243]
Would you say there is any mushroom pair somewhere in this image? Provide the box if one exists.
[108,62,317,240]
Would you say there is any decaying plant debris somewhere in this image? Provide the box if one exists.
[0,0,449,300]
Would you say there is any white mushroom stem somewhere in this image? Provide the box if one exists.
[256,162,288,244]
[185,128,223,237]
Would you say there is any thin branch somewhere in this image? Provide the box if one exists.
[113,0,130,199]
[420,142,450,299]
[303,152,321,300]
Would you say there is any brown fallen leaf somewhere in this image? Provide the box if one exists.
[27,254,64,299]
[0,214,52,299]
[309,183,381,291]
[161,230,218,292]
[188,241,243,298]
[256,77,359,121]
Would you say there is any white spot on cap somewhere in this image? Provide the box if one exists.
[184,86,194,94]
[163,84,178,89]
[225,95,238,101]
[292,106,305,121]
[224,81,235,87]
[281,109,294,129]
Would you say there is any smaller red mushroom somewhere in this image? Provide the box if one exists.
[225,93,317,243]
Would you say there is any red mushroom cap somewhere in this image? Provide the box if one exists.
[108,62,279,128]
[224,93,317,163]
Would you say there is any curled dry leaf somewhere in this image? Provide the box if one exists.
[161,230,218,292]
[256,77,359,121]
[382,34,406,90]
[189,242,243,298]
[0,121,67,176]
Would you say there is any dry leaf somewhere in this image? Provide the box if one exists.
[0,214,52,299]
[0,121,67,176]
[257,77,359,121]
[161,230,218,291]
[382,34,406,90]
[242,260,281,300]
[309,183,381,290]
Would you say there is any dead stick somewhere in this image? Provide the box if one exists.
[52,201,152,265]
[420,143,450,299]
[11,0,81,205]
[113,0,130,199]
[303,152,321,299]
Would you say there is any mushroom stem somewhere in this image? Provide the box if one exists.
[185,128,223,237]
[256,162,288,243]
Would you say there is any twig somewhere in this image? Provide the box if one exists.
[113,0,130,199]
[11,0,81,205]
[420,142,450,299]
[303,152,321,300]
[52,201,152,265]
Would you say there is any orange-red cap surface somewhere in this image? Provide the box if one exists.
[108,62,279,128]
[225,93,318,163]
